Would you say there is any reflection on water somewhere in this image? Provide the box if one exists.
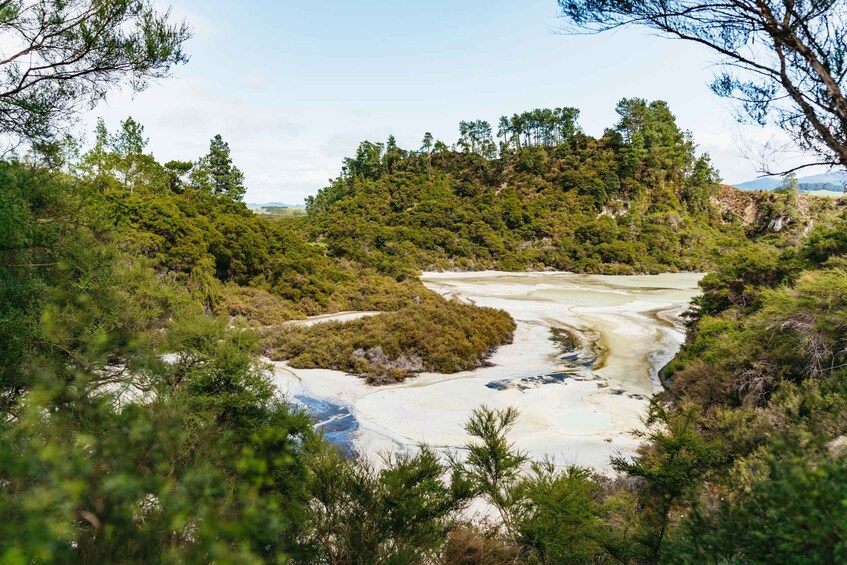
[295,395,359,457]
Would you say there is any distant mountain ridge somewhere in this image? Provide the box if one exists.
[734,171,847,192]
[245,201,307,210]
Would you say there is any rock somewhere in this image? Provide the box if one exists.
[768,216,786,232]
[352,346,425,374]
[828,435,847,458]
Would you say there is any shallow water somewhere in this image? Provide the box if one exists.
[294,395,358,457]
[273,271,702,469]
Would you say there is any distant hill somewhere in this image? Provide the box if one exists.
[307,100,749,275]
[245,201,307,211]
[734,171,847,193]
[734,177,783,191]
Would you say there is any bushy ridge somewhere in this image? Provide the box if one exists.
[77,118,431,318]
[307,99,741,275]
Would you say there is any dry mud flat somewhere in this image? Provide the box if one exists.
[270,271,703,470]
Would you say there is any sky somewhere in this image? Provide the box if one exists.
[84,0,797,204]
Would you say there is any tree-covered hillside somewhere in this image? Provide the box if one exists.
[5,122,847,564]
[70,118,458,318]
[307,99,741,275]
[5,100,847,563]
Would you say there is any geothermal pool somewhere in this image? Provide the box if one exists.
[270,271,702,470]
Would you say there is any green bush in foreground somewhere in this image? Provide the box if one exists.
[670,445,847,564]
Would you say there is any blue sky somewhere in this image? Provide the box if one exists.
[88,0,793,203]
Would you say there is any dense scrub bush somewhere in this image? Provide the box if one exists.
[268,297,516,383]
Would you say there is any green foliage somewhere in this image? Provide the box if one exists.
[75,119,444,319]
[304,447,472,564]
[215,284,303,326]
[6,77,847,563]
[307,100,737,276]
[0,162,63,413]
[0,346,322,562]
[459,406,528,531]
[803,213,847,265]
[455,406,649,564]
[641,206,847,562]
[668,268,847,460]
[459,119,497,157]
[511,463,605,564]
[692,243,793,316]
[498,107,581,150]
[0,0,190,144]
[191,134,247,201]
[0,158,191,415]
[0,118,529,560]
[611,402,727,562]
[0,163,321,560]
[671,447,847,564]
[0,152,483,562]
[269,298,516,383]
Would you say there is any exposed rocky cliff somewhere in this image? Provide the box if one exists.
[713,184,846,236]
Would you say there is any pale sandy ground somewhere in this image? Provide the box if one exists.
[285,310,380,327]
[269,271,702,471]
[801,190,844,198]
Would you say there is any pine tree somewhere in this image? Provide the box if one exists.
[193,134,246,201]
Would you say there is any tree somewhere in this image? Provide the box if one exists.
[111,117,146,156]
[191,134,246,201]
[384,134,404,173]
[498,107,581,151]
[0,0,190,145]
[420,131,434,153]
[559,0,847,174]
[456,406,528,535]
[343,140,385,181]
[163,160,193,193]
[673,448,847,564]
[612,401,725,563]
[497,115,512,154]
[683,154,719,213]
[609,98,694,184]
[458,119,496,157]
[512,462,605,564]
[110,117,150,191]
[304,447,472,563]
[80,117,166,194]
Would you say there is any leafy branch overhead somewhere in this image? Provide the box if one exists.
[0,0,190,144]
[559,0,847,174]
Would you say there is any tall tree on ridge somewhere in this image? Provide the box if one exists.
[421,132,434,153]
[80,117,166,194]
[192,134,247,201]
